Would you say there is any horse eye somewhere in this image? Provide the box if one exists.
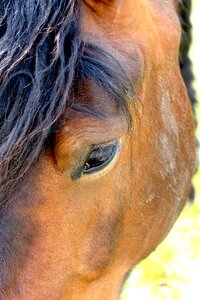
[82,140,119,175]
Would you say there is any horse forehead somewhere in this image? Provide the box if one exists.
[82,0,180,68]
[82,0,178,25]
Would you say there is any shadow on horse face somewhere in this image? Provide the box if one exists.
[0,0,195,299]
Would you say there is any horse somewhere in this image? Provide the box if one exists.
[0,0,196,299]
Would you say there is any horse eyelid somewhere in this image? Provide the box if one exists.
[71,140,119,180]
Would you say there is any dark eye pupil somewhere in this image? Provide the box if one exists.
[83,141,118,175]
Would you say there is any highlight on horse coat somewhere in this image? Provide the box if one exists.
[0,0,196,299]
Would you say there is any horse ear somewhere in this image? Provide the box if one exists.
[83,0,116,14]
[83,0,135,21]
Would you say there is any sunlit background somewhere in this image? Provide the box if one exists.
[121,1,200,299]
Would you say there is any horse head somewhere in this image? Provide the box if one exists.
[0,0,195,299]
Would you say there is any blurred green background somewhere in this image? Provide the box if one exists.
[121,1,200,299]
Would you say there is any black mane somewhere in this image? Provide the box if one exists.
[179,0,198,200]
[179,0,197,113]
